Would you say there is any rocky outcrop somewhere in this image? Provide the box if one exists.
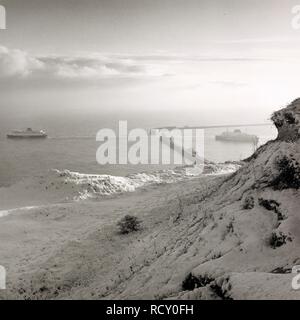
[272,98,300,142]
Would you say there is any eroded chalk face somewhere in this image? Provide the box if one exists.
[0,5,6,30]
[0,265,6,289]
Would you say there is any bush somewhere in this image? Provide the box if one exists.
[271,155,300,190]
[271,111,284,128]
[117,215,142,234]
[269,232,291,249]
[226,220,234,234]
[271,266,291,274]
[258,198,280,212]
[182,273,214,291]
[243,195,255,210]
[284,112,296,124]
[258,198,284,221]
[210,283,233,300]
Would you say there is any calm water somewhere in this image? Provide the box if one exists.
[0,114,277,187]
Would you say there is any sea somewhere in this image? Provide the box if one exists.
[0,112,277,210]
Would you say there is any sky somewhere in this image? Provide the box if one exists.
[1,0,300,127]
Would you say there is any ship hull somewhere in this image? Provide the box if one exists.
[215,135,258,143]
[7,134,47,139]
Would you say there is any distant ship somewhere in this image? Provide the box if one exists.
[215,129,259,144]
[7,128,47,139]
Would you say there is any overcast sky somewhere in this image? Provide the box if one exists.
[1,0,300,126]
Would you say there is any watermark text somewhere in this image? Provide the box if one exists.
[96,121,204,167]
[292,5,300,30]
[0,5,6,30]
[0,265,6,289]
[292,265,300,290]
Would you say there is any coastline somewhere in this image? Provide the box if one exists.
[0,174,220,299]
[0,162,239,212]
[0,99,299,300]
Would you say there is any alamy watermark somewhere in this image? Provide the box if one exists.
[292,265,300,290]
[0,265,6,289]
[292,5,300,29]
[0,5,6,30]
[96,121,204,168]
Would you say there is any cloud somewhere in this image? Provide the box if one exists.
[0,46,270,92]
[0,46,44,77]
[209,81,248,88]
[113,53,266,62]
[38,55,148,79]
[0,46,153,83]
[0,45,268,82]
[214,37,300,45]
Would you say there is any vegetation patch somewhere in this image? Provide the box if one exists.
[271,155,300,190]
[210,282,233,300]
[117,215,142,234]
[243,195,255,210]
[284,112,296,124]
[258,198,284,221]
[182,273,214,291]
[271,266,292,274]
[269,232,292,249]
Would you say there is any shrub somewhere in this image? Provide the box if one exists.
[117,215,142,234]
[271,111,284,128]
[271,155,300,190]
[226,220,234,234]
[210,283,233,300]
[258,198,284,221]
[259,198,280,211]
[243,195,255,210]
[284,112,296,124]
[271,266,291,274]
[269,232,291,249]
[182,273,214,291]
[211,252,222,260]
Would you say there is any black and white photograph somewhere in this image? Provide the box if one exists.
[0,0,300,304]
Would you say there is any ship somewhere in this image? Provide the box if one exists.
[215,129,259,144]
[7,128,47,139]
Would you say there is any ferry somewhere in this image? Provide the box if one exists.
[7,128,48,139]
[215,129,259,144]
